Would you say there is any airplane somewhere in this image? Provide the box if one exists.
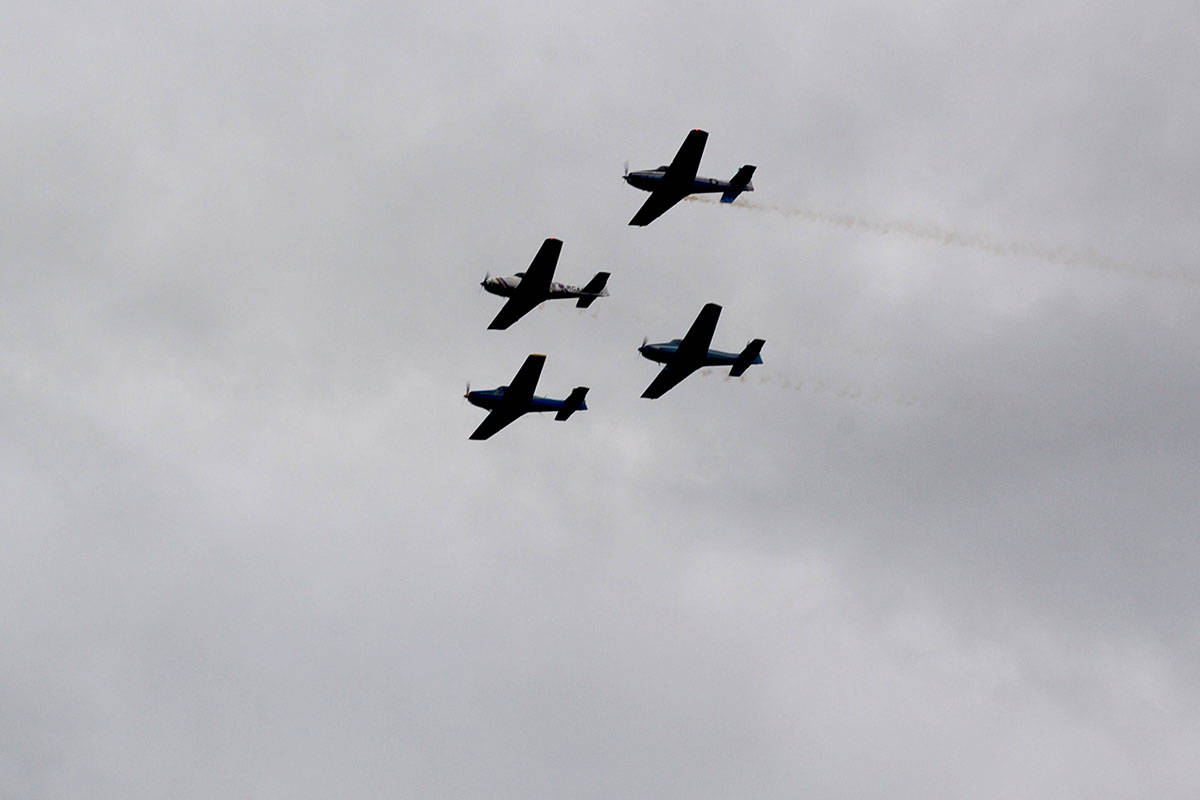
[465,354,589,440]
[638,303,765,399]
[481,238,610,330]
[624,129,755,226]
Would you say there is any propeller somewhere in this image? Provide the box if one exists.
[638,336,648,354]
[464,381,471,398]
[623,160,629,178]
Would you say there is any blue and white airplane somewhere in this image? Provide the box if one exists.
[465,354,588,439]
[624,129,755,226]
[481,238,609,330]
[638,303,765,399]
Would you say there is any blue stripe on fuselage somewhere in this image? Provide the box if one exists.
[624,172,731,195]
[528,395,572,413]
[638,341,762,367]
[467,388,575,413]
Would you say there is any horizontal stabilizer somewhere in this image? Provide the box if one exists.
[576,272,610,308]
[555,387,589,420]
[721,164,756,203]
[729,338,765,377]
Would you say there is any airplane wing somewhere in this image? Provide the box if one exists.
[469,407,524,440]
[641,362,699,399]
[520,238,561,295]
[628,130,708,226]
[487,239,562,329]
[628,188,690,227]
[666,129,707,181]
[676,302,721,361]
[488,296,540,330]
[506,353,545,404]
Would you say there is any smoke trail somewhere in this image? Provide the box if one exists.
[717,366,1051,428]
[686,197,1198,287]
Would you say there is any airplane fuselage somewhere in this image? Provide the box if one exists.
[624,170,746,196]
[638,340,760,368]
[465,388,583,414]
[482,275,599,301]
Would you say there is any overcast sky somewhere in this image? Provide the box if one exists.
[3,2,1199,797]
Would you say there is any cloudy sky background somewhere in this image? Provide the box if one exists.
[3,2,1199,797]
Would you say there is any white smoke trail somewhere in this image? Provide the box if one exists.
[686,197,1198,287]
[724,366,1046,426]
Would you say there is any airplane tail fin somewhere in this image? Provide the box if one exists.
[555,387,589,420]
[721,165,756,203]
[729,339,765,377]
[576,272,610,308]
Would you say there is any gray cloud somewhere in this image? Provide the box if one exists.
[3,1,1199,797]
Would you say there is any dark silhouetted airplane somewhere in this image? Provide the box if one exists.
[624,130,755,226]
[465,354,588,439]
[638,303,764,398]
[481,238,609,330]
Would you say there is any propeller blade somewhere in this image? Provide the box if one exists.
[623,160,629,177]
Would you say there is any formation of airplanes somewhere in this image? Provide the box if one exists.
[468,129,765,439]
